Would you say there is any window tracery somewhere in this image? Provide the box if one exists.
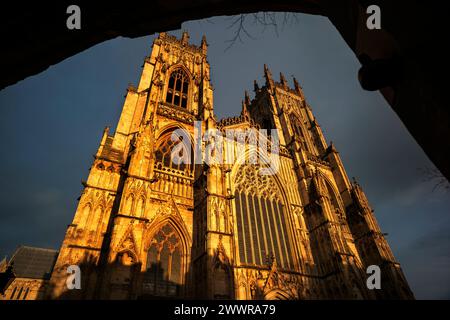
[154,131,193,175]
[165,68,189,108]
[144,223,183,297]
[234,165,295,270]
[289,114,308,151]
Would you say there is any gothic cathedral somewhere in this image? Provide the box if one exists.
[46,32,414,300]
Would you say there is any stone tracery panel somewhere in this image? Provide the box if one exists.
[234,164,282,202]
[143,223,184,297]
[233,164,295,270]
[154,130,193,177]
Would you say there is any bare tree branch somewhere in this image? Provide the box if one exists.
[224,12,300,51]
[419,167,450,192]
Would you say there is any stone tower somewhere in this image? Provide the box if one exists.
[46,32,414,300]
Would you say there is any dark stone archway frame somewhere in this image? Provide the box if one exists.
[2,0,449,181]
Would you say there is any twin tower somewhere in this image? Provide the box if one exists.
[46,32,413,299]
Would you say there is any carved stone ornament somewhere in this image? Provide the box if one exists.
[213,235,230,268]
[117,227,138,256]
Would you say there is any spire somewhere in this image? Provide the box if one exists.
[241,100,250,121]
[293,76,304,99]
[293,77,300,91]
[352,176,359,187]
[181,30,190,45]
[244,90,251,106]
[327,141,338,154]
[264,64,274,88]
[201,35,208,55]
[253,80,260,92]
[280,72,288,88]
[103,126,110,136]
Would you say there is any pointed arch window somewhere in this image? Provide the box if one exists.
[290,114,308,151]
[166,69,189,108]
[144,223,184,297]
[233,165,295,270]
[154,131,193,175]
[79,204,92,229]
[324,181,342,213]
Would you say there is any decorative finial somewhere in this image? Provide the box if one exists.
[241,100,250,120]
[264,64,274,88]
[244,90,251,106]
[266,252,275,266]
[280,72,288,87]
[293,77,300,91]
[327,141,338,153]
[201,35,208,55]
[253,80,260,92]
[293,76,304,99]
[181,30,190,45]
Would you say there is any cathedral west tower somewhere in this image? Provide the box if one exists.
[46,32,414,300]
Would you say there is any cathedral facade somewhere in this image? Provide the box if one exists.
[46,32,413,300]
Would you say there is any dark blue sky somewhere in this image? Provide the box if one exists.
[0,14,449,299]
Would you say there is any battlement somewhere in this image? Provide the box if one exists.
[154,31,208,56]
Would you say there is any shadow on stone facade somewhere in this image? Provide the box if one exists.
[45,252,196,300]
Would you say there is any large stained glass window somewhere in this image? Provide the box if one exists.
[234,165,295,270]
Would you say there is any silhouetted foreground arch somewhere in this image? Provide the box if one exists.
[2,1,449,181]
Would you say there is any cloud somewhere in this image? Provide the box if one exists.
[389,180,448,208]
[397,226,450,299]
[0,13,449,299]
[31,189,62,206]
